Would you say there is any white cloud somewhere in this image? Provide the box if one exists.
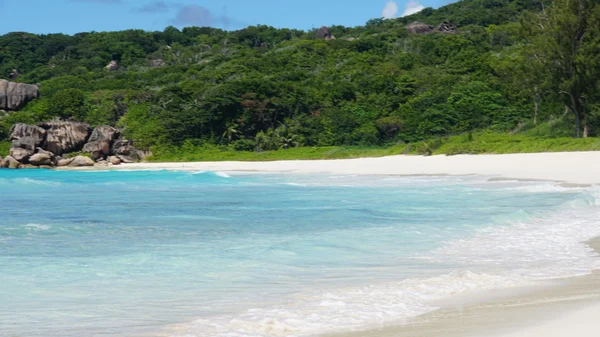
[381,0,399,19]
[401,0,425,17]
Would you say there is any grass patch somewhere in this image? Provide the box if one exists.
[147,144,411,162]
[431,133,600,155]
[146,133,600,162]
[0,141,10,157]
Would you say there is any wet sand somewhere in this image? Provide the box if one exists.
[325,237,600,337]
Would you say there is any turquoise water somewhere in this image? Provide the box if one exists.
[1,170,599,337]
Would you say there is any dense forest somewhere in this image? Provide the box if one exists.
[1,0,599,159]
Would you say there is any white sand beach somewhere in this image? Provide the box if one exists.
[113,152,600,337]
[117,151,600,185]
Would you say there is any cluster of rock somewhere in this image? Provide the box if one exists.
[0,79,40,111]
[1,121,148,169]
[316,26,335,40]
[407,21,458,34]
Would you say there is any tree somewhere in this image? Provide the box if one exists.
[523,0,600,137]
[221,122,240,143]
[46,88,89,120]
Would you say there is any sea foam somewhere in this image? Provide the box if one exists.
[168,188,600,337]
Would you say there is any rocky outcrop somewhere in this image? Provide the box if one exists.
[436,22,457,34]
[40,121,91,156]
[316,26,335,40]
[2,121,147,169]
[150,59,166,68]
[10,136,38,162]
[9,69,20,80]
[10,123,46,146]
[68,155,94,167]
[407,22,434,34]
[105,60,119,71]
[408,21,458,34]
[111,139,145,163]
[0,79,40,111]
[82,126,119,160]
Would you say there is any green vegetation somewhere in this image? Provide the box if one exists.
[0,141,10,157]
[148,133,600,162]
[148,144,406,162]
[1,0,599,161]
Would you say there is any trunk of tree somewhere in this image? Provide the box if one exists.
[574,112,581,138]
[583,110,590,138]
[569,94,582,138]
[533,94,539,126]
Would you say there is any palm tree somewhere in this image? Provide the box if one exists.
[274,124,300,149]
[221,123,239,143]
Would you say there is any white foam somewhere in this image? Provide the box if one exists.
[167,188,600,337]
[215,171,232,178]
[280,182,307,187]
[167,271,530,337]
[191,171,207,175]
[22,224,51,231]
[9,178,62,186]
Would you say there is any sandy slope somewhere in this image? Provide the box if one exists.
[117,151,600,185]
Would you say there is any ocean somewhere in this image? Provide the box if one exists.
[1,169,599,337]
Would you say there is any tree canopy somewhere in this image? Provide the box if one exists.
[1,0,599,154]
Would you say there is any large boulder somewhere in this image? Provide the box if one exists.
[150,59,166,68]
[9,69,20,80]
[82,140,111,160]
[10,137,37,162]
[29,152,53,166]
[0,79,40,111]
[82,125,119,160]
[11,136,37,152]
[56,157,74,167]
[2,155,20,169]
[9,147,32,162]
[436,21,457,34]
[316,26,335,40]
[67,155,94,167]
[108,156,121,165]
[112,139,145,163]
[88,125,119,143]
[28,148,55,166]
[40,121,90,156]
[9,123,46,146]
[105,60,119,72]
[407,22,434,34]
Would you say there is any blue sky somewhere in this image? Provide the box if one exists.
[0,0,451,35]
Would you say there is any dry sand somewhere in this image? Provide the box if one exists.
[117,151,600,185]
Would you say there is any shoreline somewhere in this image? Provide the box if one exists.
[323,237,600,337]
[101,151,600,185]
[71,152,600,336]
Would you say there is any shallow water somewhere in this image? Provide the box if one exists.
[1,170,599,337]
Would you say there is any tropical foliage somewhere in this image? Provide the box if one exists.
[1,0,599,160]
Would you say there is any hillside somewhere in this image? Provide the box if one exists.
[1,0,599,160]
